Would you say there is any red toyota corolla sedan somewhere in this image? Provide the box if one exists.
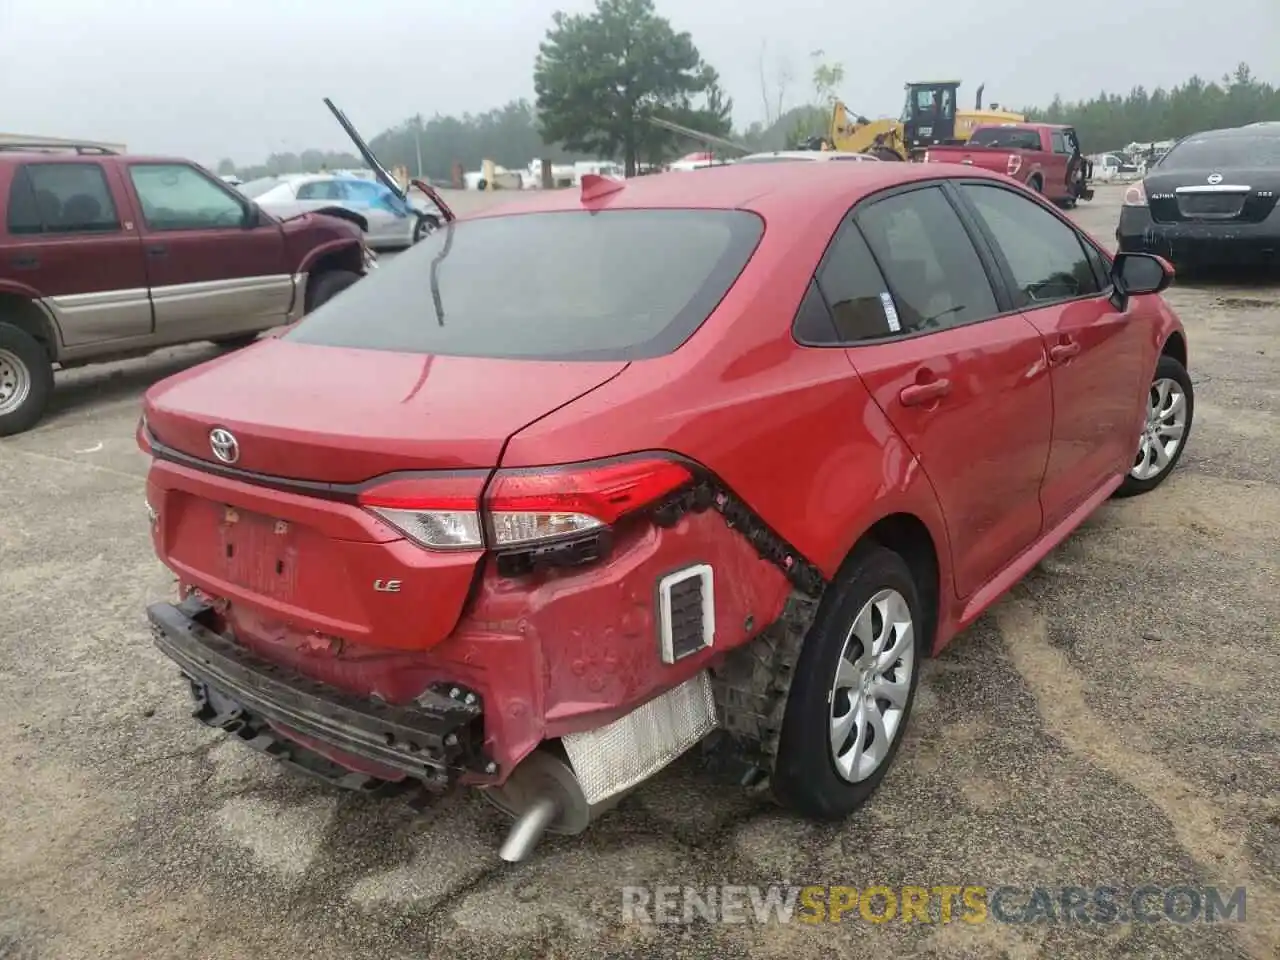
[138,162,1192,861]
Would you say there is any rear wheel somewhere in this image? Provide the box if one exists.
[0,322,54,437]
[771,544,924,819]
[1115,354,1194,497]
[1027,176,1043,194]
[305,269,362,313]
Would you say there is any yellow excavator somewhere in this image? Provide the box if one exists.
[824,81,1024,160]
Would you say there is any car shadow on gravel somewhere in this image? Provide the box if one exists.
[44,343,228,424]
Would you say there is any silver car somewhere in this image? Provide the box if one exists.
[734,150,883,164]
[238,173,434,251]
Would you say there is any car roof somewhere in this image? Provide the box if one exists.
[470,162,1006,221]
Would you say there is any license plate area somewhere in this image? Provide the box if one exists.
[219,505,300,601]
[1177,194,1245,219]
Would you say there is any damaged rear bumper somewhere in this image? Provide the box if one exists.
[147,597,491,789]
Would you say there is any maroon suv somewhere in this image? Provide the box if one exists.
[0,143,373,435]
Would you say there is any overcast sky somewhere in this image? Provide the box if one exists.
[1,0,1276,165]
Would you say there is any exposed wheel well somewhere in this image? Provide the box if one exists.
[1161,330,1187,369]
[859,513,941,655]
[0,292,57,361]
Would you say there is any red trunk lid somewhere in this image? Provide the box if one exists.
[142,338,627,653]
[143,338,627,482]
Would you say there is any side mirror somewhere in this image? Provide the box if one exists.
[1110,251,1172,310]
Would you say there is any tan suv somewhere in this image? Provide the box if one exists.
[0,143,374,435]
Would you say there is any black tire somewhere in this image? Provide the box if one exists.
[413,213,440,243]
[305,269,362,313]
[1115,353,1194,498]
[476,179,488,191]
[1027,176,1043,194]
[772,543,925,820]
[0,322,54,437]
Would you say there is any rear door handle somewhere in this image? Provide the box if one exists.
[899,378,952,407]
[9,254,38,269]
[1049,340,1081,364]
[147,245,167,257]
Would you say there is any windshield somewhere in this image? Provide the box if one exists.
[237,177,282,198]
[970,128,1042,150]
[286,209,764,361]
[1159,134,1280,170]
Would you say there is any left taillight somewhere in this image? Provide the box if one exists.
[356,457,693,554]
[357,473,486,550]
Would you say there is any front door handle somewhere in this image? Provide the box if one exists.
[147,245,167,257]
[9,254,38,269]
[1049,340,1081,364]
[899,378,952,407]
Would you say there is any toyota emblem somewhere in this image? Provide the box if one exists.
[1207,173,1223,185]
[209,427,240,464]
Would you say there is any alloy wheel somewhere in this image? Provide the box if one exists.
[1131,377,1188,481]
[829,588,916,783]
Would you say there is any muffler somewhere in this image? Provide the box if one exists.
[485,670,720,861]
[484,747,622,862]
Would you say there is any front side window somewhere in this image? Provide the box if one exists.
[6,162,120,235]
[296,179,345,201]
[128,163,246,230]
[961,183,1101,307]
[854,186,999,334]
[286,209,764,361]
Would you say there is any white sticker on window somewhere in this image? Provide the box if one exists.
[880,291,902,333]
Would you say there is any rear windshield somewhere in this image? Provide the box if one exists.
[1159,134,1280,169]
[969,128,1043,150]
[285,209,764,361]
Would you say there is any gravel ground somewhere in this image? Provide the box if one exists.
[0,184,1276,960]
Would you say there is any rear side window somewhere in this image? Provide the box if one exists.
[970,128,1042,151]
[286,209,764,361]
[810,224,893,343]
[960,183,1100,306]
[854,186,998,334]
[6,163,120,235]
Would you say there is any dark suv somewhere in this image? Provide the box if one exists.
[0,143,373,435]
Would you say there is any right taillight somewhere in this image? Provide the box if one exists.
[1123,181,1148,207]
[357,456,693,555]
[1006,154,1022,177]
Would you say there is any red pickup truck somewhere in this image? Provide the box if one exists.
[923,123,1094,207]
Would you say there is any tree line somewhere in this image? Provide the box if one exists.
[215,0,1277,179]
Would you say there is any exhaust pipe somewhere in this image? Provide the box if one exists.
[485,747,623,863]
[498,796,560,862]
[975,83,985,110]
